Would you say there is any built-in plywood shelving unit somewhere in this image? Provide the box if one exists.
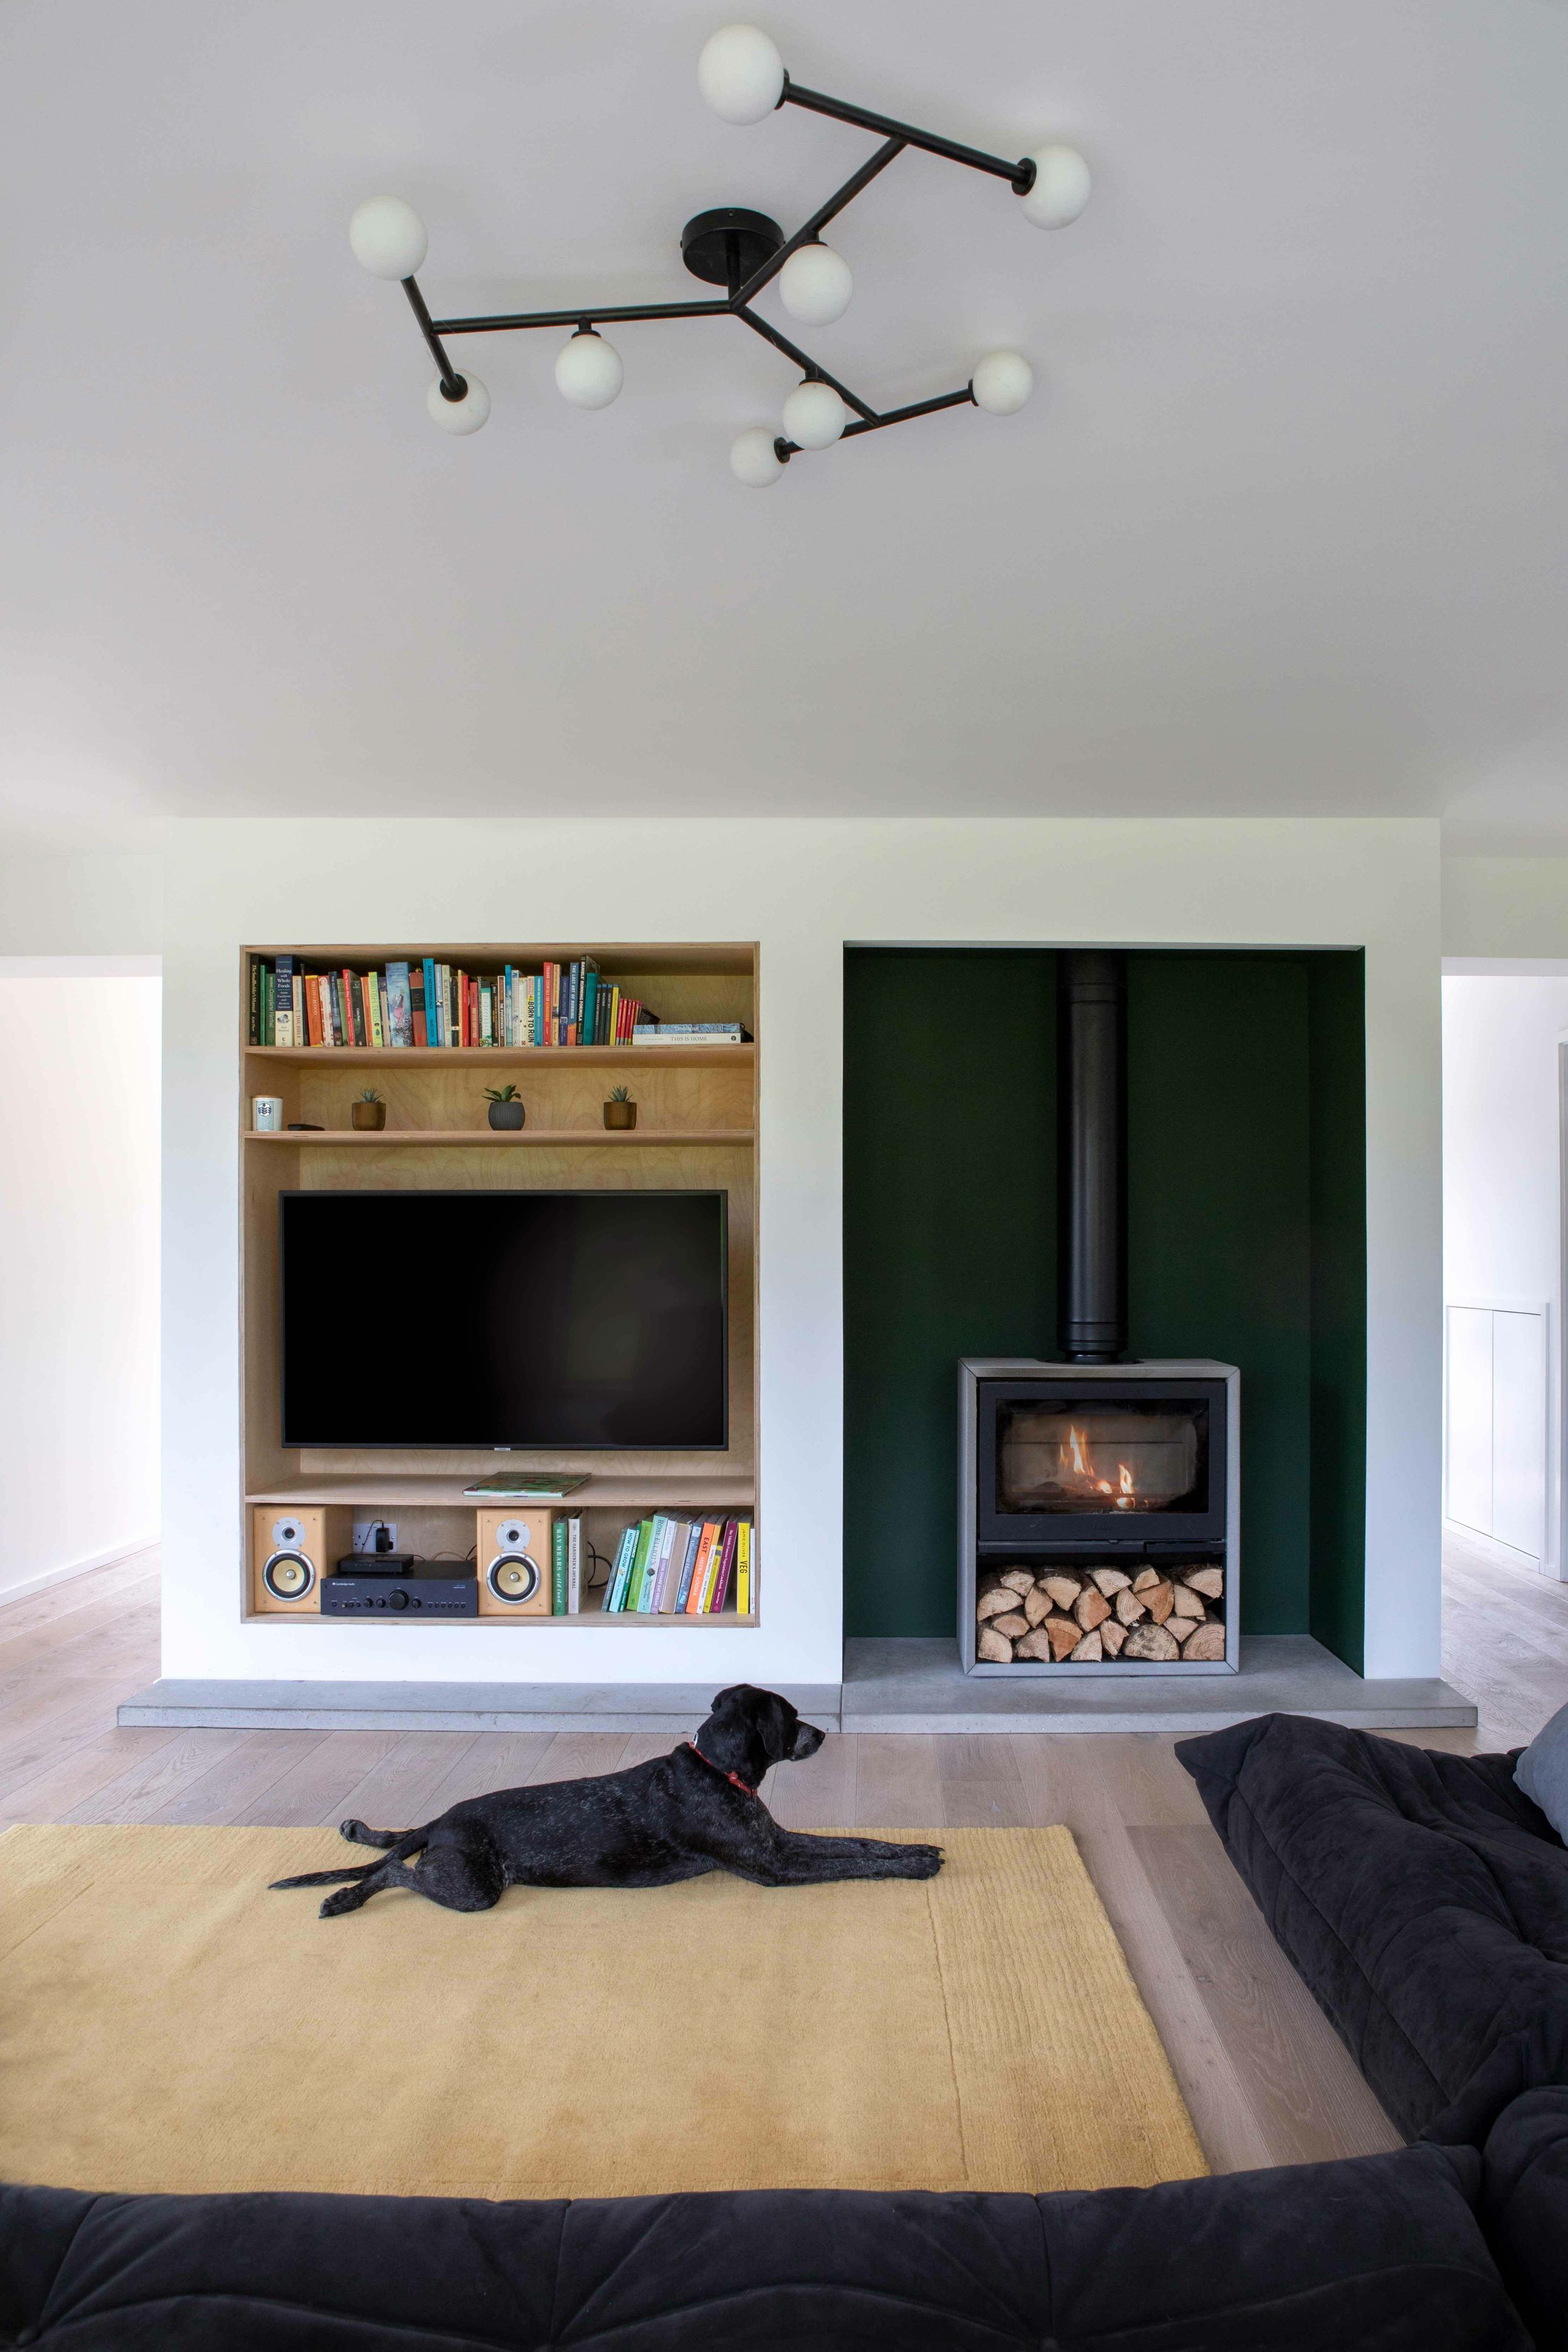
[240,941,759,1630]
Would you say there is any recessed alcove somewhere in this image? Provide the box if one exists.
[843,947,1368,1666]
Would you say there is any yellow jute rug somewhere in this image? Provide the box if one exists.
[0,1821,1205,2201]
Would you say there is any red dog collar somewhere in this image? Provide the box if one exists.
[686,1738,758,1798]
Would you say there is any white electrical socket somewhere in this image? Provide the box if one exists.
[352,1519,398,1555]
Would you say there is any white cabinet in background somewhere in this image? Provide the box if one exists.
[1444,1300,1549,1565]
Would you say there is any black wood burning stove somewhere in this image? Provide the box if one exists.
[958,952,1240,1674]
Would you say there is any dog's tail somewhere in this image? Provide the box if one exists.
[270,1826,426,1892]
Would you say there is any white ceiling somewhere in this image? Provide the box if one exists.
[3,0,1567,850]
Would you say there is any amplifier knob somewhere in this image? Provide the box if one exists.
[389,1588,410,1611]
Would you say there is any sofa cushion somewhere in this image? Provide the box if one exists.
[0,2143,1530,2352]
[1516,1700,1568,1843]
[1481,2076,1568,2352]
[1176,1714,1568,2139]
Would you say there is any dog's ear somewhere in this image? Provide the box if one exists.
[755,1690,800,1763]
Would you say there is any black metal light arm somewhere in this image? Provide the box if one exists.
[779,78,1036,194]
[729,135,905,308]
[775,384,975,463]
[401,278,465,398]
[733,305,876,422]
[430,297,731,336]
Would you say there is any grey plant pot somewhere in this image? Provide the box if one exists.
[487,1100,526,1130]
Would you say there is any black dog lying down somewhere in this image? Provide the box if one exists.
[272,1684,943,1919]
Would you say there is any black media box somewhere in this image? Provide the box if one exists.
[322,1568,478,1618]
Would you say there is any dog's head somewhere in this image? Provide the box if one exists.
[700,1685,826,1779]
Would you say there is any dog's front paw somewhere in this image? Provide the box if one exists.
[901,1844,945,1878]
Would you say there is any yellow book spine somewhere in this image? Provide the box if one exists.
[736,1521,750,1614]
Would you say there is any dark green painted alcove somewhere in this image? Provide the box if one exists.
[842,948,1366,1665]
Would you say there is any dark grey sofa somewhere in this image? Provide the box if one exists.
[1176,1714,1568,2144]
[0,2141,1535,2351]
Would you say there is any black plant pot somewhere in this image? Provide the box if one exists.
[487,1101,526,1130]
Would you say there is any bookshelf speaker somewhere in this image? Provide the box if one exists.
[477,1509,551,1614]
[252,1506,327,1615]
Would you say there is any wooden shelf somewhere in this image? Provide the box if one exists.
[244,1127,753,1147]
[245,1044,753,1069]
[245,1475,756,1508]
[245,1608,759,1629]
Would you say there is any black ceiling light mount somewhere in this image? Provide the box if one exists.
[347,23,1093,484]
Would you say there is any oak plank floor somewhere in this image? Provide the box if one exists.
[1,1528,1564,2178]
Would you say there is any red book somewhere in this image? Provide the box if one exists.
[305,975,322,1047]
[708,1519,738,1614]
[410,965,428,1048]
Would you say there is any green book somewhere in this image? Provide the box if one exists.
[625,1517,656,1613]
[551,1517,568,1616]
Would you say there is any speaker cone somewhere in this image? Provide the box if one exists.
[263,1550,315,1601]
[487,1552,540,1603]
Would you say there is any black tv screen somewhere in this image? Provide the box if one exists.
[280,1191,728,1448]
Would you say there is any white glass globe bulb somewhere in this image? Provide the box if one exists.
[779,241,852,327]
[1017,145,1091,230]
[698,24,785,124]
[554,331,623,410]
[349,195,428,280]
[970,350,1033,416]
[730,427,785,487]
[781,379,847,450]
[427,374,490,435]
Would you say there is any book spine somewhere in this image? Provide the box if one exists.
[580,968,598,1050]
[672,1523,699,1613]
[627,1518,655,1611]
[709,1520,739,1614]
[633,1516,666,1613]
[653,1517,682,1612]
[248,956,261,1045]
[736,1520,750,1614]
[685,1522,718,1614]
[551,1516,568,1616]
[273,955,293,1047]
[604,1525,635,1612]
[699,1520,729,1614]
[567,1516,581,1614]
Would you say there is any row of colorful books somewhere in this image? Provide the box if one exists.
[248,955,658,1049]
[601,1515,751,1615]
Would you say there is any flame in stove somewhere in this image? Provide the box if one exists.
[1058,1426,1138,1508]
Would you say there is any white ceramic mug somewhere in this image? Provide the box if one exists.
[252,1096,284,1133]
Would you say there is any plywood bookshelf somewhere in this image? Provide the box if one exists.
[240,943,759,1629]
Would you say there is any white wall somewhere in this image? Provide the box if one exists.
[0,852,164,958]
[1442,973,1568,1574]
[161,816,1443,1687]
[1444,859,1568,959]
[0,973,161,1599]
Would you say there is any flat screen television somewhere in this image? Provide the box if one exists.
[280,1190,728,1449]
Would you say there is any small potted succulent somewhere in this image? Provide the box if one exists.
[351,1087,386,1131]
[484,1083,527,1131]
[603,1085,637,1131]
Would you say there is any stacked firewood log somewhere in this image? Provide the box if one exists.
[975,1562,1225,1664]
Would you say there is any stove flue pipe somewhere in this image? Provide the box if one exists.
[1057,950,1128,1363]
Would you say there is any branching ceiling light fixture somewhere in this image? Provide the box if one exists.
[348,23,1091,485]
